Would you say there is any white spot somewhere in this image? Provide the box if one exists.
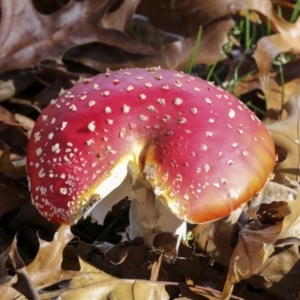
[204,164,210,172]
[206,131,213,137]
[229,191,238,198]
[243,151,249,156]
[89,101,96,107]
[119,128,126,138]
[183,193,189,200]
[86,139,95,146]
[205,98,212,104]
[221,178,227,184]
[229,109,235,118]
[88,121,96,132]
[102,91,110,96]
[232,143,238,147]
[227,160,234,165]
[154,74,163,80]
[38,168,46,178]
[123,105,130,113]
[40,186,47,195]
[139,94,146,100]
[107,119,113,125]
[174,80,183,87]
[208,118,214,123]
[93,84,100,90]
[201,144,207,151]
[145,83,152,88]
[190,108,197,114]
[52,143,60,153]
[147,105,156,112]
[194,87,201,92]
[157,98,165,105]
[48,132,54,140]
[127,85,134,91]
[61,122,68,130]
[69,104,77,111]
[178,118,187,124]
[238,129,243,134]
[174,98,183,105]
[105,107,112,113]
[36,148,43,156]
[60,188,68,195]
[34,132,41,142]
[213,183,220,188]
[42,115,48,121]
[139,115,149,121]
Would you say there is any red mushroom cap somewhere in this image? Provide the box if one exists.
[27,67,275,224]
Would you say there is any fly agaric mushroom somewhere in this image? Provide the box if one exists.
[27,67,275,240]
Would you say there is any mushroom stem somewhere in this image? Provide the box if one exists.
[90,170,186,245]
[129,179,186,240]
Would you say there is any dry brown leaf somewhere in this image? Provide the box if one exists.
[0,144,26,175]
[52,257,170,300]
[277,190,300,240]
[66,18,233,72]
[0,225,78,299]
[0,0,155,74]
[8,235,40,300]
[247,244,300,300]
[193,208,249,268]
[222,184,300,298]
[136,0,288,37]
[0,80,15,101]
[254,32,300,82]
[266,89,300,185]
[14,113,35,131]
[101,0,140,33]
[233,65,300,110]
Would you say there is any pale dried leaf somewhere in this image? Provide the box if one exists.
[0,80,15,101]
[266,89,300,185]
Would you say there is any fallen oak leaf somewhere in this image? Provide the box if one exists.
[58,257,170,300]
[222,221,280,299]
[266,88,300,185]
[0,143,26,175]
[0,80,15,101]
[0,0,155,74]
[233,62,300,110]
[247,181,297,220]
[0,225,79,299]
[8,235,39,300]
[246,244,300,300]
[66,17,234,72]
[222,184,300,299]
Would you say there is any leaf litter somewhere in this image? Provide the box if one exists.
[1,0,300,299]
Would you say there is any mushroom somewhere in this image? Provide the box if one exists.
[26,67,275,241]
